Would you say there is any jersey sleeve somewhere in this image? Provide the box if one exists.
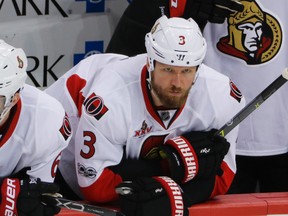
[74,72,132,203]
[75,118,125,202]
[27,93,72,183]
[209,71,246,197]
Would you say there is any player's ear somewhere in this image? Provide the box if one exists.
[11,93,20,106]
[146,58,150,70]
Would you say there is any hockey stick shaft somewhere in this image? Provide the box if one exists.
[42,195,125,216]
[216,68,288,137]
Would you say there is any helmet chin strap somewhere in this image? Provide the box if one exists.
[192,70,200,85]
[146,58,154,87]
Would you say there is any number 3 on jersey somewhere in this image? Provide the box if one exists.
[80,131,96,159]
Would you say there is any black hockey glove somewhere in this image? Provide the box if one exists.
[116,176,190,216]
[0,177,61,216]
[159,129,230,183]
[185,0,244,24]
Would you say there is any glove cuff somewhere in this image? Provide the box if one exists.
[165,136,199,183]
[0,178,20,216]
[153,176,186,216]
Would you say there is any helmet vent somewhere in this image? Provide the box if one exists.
[0,81,11,89]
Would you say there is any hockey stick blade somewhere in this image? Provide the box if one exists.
[216,68,288,137]
[42,194,125,216]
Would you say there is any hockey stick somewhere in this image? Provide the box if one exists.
[42,194,125,216]
[216,68,288,137]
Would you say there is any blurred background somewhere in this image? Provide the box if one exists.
[0,0,129,88]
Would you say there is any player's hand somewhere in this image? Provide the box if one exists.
[187,0,244,24]
[0,177,61,216]
[159,129,230,183]
[116,176,189,216]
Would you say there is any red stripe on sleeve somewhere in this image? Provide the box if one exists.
[66,74,87,117]
[210,161,235,198]
[80,168,122,203]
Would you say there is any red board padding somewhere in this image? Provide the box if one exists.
[59,208,93,215]
[58,192,288,216]
[189,192,288,216]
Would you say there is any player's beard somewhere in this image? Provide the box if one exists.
[151,79,191,109]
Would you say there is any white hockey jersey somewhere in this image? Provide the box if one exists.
[0,85,72,183]
[45,53,245,202]
[203,0,288,156]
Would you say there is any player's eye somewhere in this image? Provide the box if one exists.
[182,69,192,73]
[163,67,173,72]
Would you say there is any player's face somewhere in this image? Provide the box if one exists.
[151,61,197,108]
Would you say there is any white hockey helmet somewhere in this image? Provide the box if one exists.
[0,40,27,122]
[145,15,207,73]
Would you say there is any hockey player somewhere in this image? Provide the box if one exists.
[106,0,244,56]
[0,40,72,216]
[45,16,245,216]
[203,0,288,193]
[107,0,288,194]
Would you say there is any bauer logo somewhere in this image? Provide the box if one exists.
[75,0,105,13]
[73,41,104,65]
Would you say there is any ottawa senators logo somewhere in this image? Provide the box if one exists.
[230,80,242,103]
[217,0,282,65]
[59,113,72,140]
[84,92,108,120]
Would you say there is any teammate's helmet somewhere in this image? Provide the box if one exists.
[145,15,207,73]
[0,40,27,122]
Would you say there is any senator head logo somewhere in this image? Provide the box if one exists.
[217,0,282,65]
